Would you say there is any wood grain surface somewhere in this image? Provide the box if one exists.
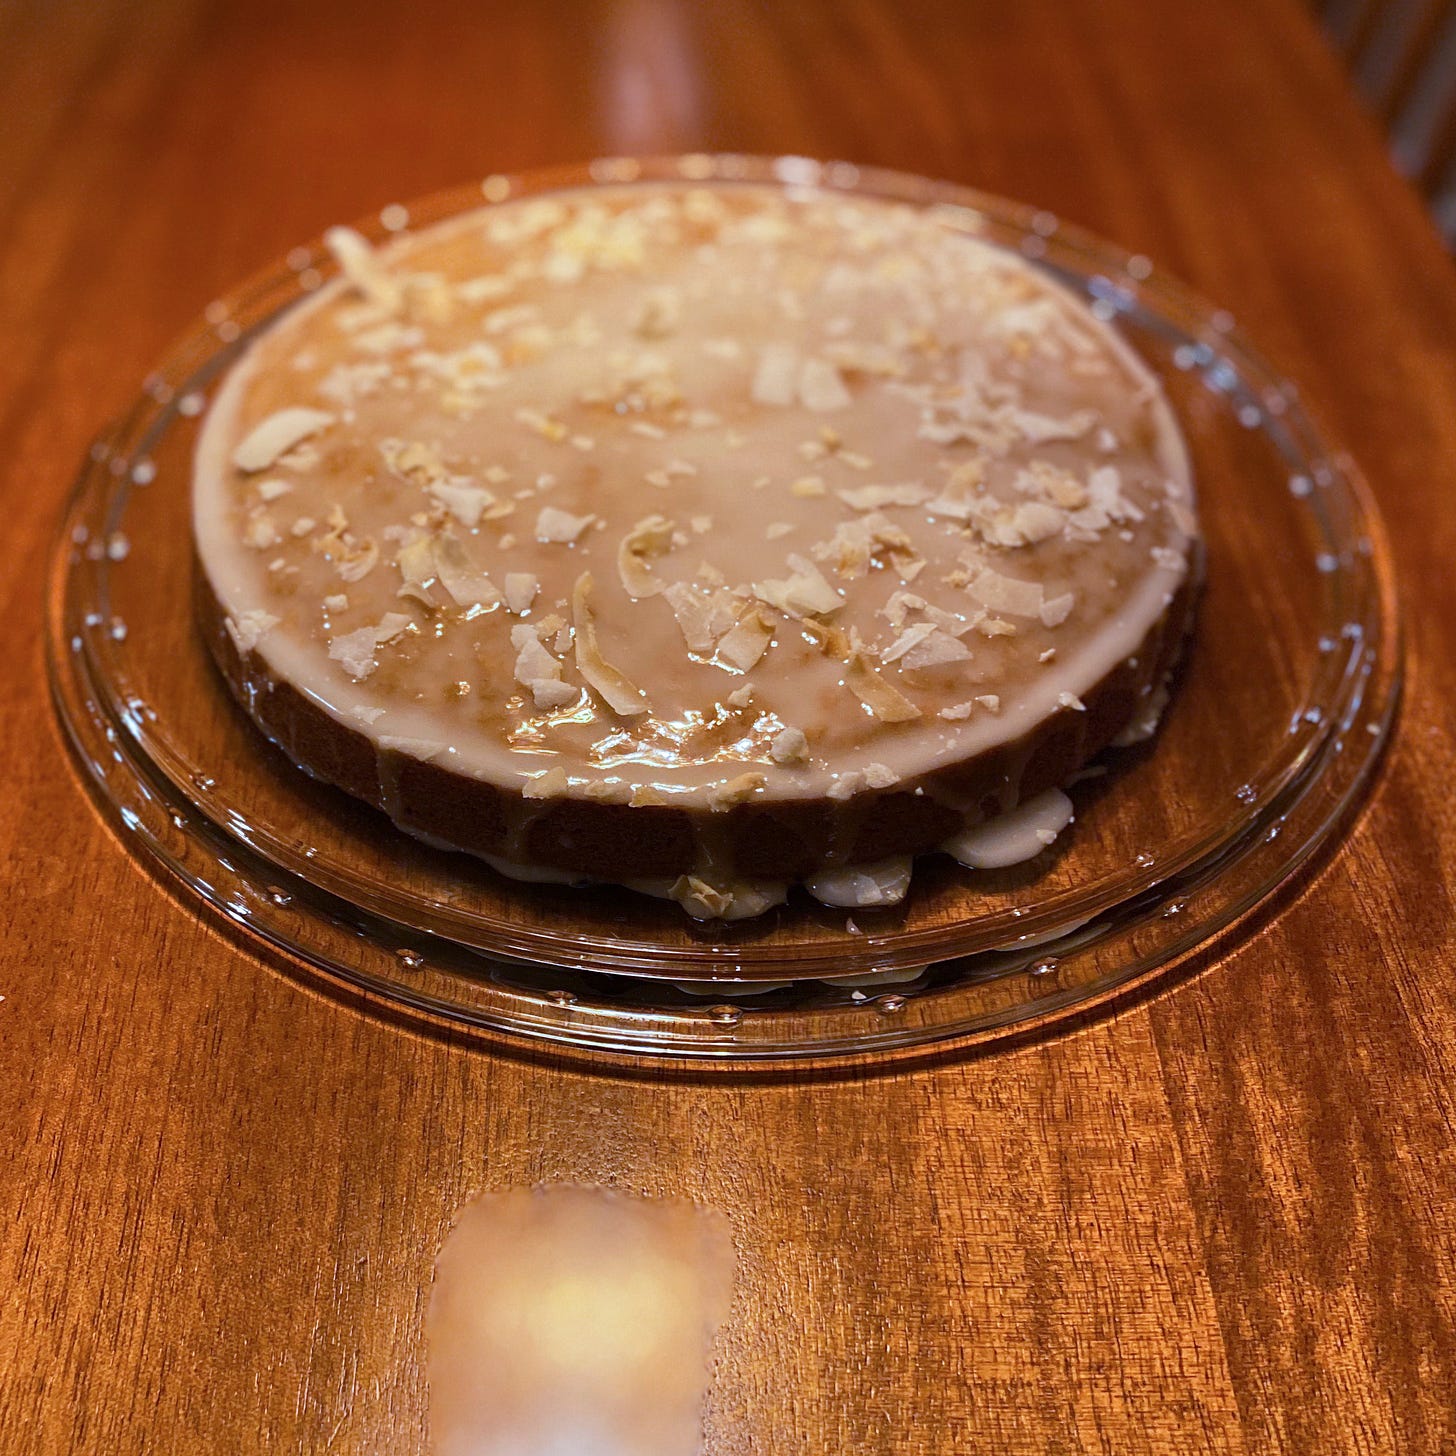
[3,0,1455,1451]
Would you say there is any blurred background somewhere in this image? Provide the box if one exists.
[1319,0,1456,243]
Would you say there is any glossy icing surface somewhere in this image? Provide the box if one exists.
[195,182,1196,826]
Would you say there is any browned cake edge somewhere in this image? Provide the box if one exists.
[194,550,1202,883]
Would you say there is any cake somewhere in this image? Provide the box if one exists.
[193,178,1200,919]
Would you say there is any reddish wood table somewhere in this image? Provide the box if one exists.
[3,1,1454,1450]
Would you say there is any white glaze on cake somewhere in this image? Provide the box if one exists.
[193,181,1198,916]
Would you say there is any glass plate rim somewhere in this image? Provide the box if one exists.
[45,152,1404,1056]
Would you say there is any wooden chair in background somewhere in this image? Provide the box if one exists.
[1322,0,1456,241]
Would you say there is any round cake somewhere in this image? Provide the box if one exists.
[193,178,1200,919]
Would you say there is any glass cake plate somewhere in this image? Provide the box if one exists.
[46,155,1401,1061]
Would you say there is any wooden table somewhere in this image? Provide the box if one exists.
[4,0,1455,1450]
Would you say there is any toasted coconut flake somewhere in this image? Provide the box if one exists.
[716,610,773,672]
[457,273,513,304]
[802,618,853,661]
[845,654,922,722]
[726,685,754,709]
[798,357,851,411]
[940,701,975,720]
[926,459,985,520]
[976,693,1001,712]
[1040,592,1075,627]
[837,482,929,512]
[770,726,809,764]
[327,631,378,679]
[926,491,974,522]
[1058,691,1087,712]
[816,512,918,581]
[951,458,986,491]
[511,623,576,708]
[670,875,734,919]
[256,478,292,502]
[663,581,718,654]
[515,407,569,443]
[817,519,873,579]
[966,564,1044,618]
[976,616,1017,638]
[1045,473,1091,510]
[880,622,938,665]
[583,779,632,802]
[572,572,650,717]
[862,763,900,788]
[903,630,972,670]
[752,555,842,619]
[1010,501,1066,544]
[918,415,982,447]
[790,475,827,498]
[504,572,538,614]
[751,343,799,406]
[395,532,438,603]
[1076,464,1146,530]
[224,610,279,655]
[243,514,280,550]
[1004,406,1098,444]
[827,339,902,378]
[328,624,384,679]
[616,514,675,598]
[485,304,540,336]
[522,766,570,799]
[374,611,412,644]
[429,480,494,529]
[336,538,380,583]
[707,771,767,810]
[536,506,597,544]
[318,360,392,407]
[880,590,921,632]
[354,321,424,355]
[231,407,335,473]
[434,534,502,608]
[381,439,446,484]
[323,226,403,312]
[378,735,445,761]
[928,602,978,636]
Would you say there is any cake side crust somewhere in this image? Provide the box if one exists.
[196,555,1200,882]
